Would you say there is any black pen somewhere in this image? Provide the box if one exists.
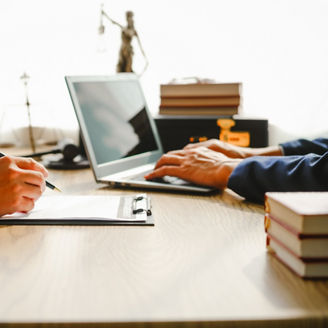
[0,152,61,192]
[45,181,61,192]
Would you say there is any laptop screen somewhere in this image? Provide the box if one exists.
[72,79,158,165]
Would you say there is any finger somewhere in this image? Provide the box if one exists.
[184,142,203,149]
[21,182,44,201]
[14,157,49,178]
[145,166,183,180]
[15,197,35,214]
[189,146,221,158]
[166,149,188,156]
[154,154,184,169]
[166,148,206,157]
[18,170,45,188]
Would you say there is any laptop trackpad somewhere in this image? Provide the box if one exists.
[148,175,195,186]
[124,170,194,186]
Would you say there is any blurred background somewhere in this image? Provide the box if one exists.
[1,0,328,147]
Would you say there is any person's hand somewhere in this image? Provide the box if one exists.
[0,156,48,217]
[144,147,242,189]
[184,139,283,158]
[184,139,255,158]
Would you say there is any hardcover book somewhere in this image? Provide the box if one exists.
[265,214,328,258]
[160,82,241,98]
[160,96,241,107]
[159,106,239,116]
[267,235,328,278]
[264,192,328,234]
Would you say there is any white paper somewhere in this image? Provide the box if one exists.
[2,195,145,222]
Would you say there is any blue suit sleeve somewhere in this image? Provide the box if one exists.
[227,151,328,203]
[280,138,328,155]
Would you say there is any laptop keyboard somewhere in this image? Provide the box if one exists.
[124,171,151,181]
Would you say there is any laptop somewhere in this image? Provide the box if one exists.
[65,74,214,193]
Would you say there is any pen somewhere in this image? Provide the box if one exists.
[0,152,61,192]
[45,181,61,192]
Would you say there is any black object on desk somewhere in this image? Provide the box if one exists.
[20,137,89,170]
[154,115,268,152]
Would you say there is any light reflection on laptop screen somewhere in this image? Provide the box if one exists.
[73,80,158,165]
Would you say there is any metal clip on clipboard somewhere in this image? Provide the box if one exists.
[117,193,153,225]
[132,194,152,217]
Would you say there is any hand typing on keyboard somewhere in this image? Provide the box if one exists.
[144,146,241,189]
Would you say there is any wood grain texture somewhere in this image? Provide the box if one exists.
[0,168,327,328]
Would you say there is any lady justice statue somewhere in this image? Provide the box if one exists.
[99,5,148,75]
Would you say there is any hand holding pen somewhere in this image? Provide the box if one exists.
[0,153,60,217]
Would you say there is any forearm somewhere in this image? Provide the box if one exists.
[245,137,328,157]
[280,138,328,155]
[221,137,328,158]
[227,152,328,203]
[245,145,283,157]
[102,11,123,28]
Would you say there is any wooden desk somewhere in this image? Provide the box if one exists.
[0,168,328,327]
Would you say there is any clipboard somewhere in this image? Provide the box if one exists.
[0,194,154,226]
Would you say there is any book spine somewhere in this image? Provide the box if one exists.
[264,214,300,236]
[266,235,305,278]
[264,194,304,233]
[160,83,241,97]
[264,195,270,213]
[159,107,239,116]
[160,95,241,99]
[160,96,241,107]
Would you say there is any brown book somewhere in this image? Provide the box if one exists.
[160,83,241,98]
[160,96,240,107]
[265,214,328,258]
[159,106,238,116]
[267,235,328,278]
[265,192,328,234]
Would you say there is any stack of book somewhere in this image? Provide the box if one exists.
[159,82,242,116]
[264,192,328,278]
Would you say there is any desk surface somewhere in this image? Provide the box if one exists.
[0,167,328,328]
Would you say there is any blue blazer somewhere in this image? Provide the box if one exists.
[227,138,328,203]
